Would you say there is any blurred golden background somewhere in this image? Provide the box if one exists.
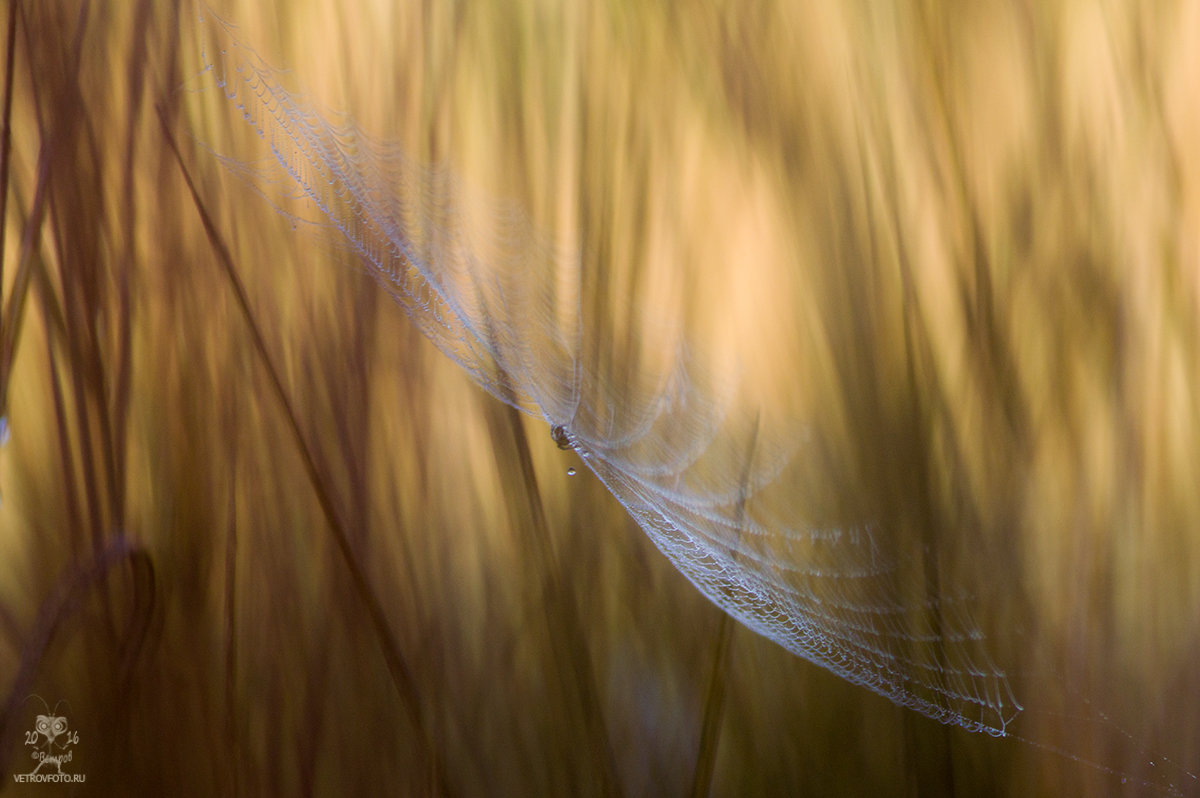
[1,0,1199,794]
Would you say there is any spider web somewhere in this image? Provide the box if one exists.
[186,6,1021,737]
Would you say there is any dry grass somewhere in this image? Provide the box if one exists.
[0,0,1198,795]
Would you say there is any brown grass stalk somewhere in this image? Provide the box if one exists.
[156,102,449,796]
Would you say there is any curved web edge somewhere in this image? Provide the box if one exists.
[574,429,1022,737]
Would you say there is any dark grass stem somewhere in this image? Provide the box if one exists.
[3,0,91,418]
[0,0,19,306]
[0,135,49,415]
[690,416,758,797]
[41,287,85,553]
[498,401,624,798]
[689,612,733,798]
[470,284,623,797]
[223,441,240,797]
[157,104,449,797]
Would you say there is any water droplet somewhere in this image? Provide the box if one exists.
[0,416,10,447]
[566,467,576,476]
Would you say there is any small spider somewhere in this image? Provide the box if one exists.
[550,424,572,450]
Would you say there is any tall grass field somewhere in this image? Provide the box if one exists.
[1,1,1199,795]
